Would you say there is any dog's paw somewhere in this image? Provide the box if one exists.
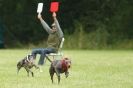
[66,74,69,78]
[65,72,69,78]
[36,66,39,69]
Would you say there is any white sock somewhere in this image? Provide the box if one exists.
[39,65,43,72]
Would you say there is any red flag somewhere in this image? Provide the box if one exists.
[50,2,59,12]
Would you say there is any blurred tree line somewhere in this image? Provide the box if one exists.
[0,0,133,49]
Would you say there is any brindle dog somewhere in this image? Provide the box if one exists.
[49,57,71,84]
[17,54,39,77]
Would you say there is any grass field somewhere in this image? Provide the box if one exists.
[0,49,133,88]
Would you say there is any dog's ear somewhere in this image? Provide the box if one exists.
[27,54,34,60]
[30,54,35,59]
[66,58,71,68]
[63,57,69,60]
[27,54,31,59]
[65,58,68,60]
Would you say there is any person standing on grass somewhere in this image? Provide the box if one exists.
[31,12,63,72]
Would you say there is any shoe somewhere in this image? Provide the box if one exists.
[40,69,43,72]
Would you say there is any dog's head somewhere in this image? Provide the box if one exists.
[26,54,35,64]
[27,54,34,60]
[62,57,71,69]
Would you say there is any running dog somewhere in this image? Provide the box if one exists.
[17,54,39,77]
[49,57,71,84]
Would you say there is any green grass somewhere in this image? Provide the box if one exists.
[0,49,133,88]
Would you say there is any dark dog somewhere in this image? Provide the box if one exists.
[49,57,71,84]
[17,54,39,77]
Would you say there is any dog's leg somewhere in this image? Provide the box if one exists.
[17,62,23,74]
[28,69,34,77]
[55,69,60,84]
[57,74,60,84]
[25,67,34,77]
[49,67,55,83]
[33,64,39,69]
[17,66,22,74]
[65,71,69,78]
[50,72,54,83]
[31,72,34,77]
[24,67,30,77]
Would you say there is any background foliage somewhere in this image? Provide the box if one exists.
[0,0,133,49]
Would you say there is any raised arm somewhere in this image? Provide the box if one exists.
[52,13,64,38]
[38,14,52,34]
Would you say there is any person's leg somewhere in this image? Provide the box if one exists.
[31,51,37,60]
[38,51,45,72]
[31,48,45,72]
[38,48,56,65]
[31,48,42,59]
[32,48,55,72]
[38,51,45,65]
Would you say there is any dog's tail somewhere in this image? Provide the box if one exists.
[17,62,22,74]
